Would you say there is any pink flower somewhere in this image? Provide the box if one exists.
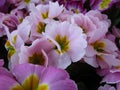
[30,1,64,20]
[18,37,54,66]
[0,63,77,90]
[44,21,87,68]
[84,38,120,69]
[72,10,111,43]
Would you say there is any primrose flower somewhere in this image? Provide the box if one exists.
[18,37,54,66]
[0,63,77,90]
[16,1,64,43]
[30,1,64,20]
[84,38,120,69]
[72,10,110,43]
[44,21,87,69]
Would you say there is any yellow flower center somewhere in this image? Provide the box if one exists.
[36,22,46,33]
[22,74,39,90]
[41,12,48,19]
[92,41,105,52]
[11,74,40,90]
[37,84,49,90]
[24,0,30,4]
[99,0,111,10]
[55,35,69,53]
[11,84,24,90]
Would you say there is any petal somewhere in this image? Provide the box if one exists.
[102,54,120,68]
[102,39,118,53]
[85,45,97,57]
[48,1,63,18]
[12,63,35,84]
[84,56,98,68]
[48,50,71,69]
[40,66,69,84]
[0,75,23,90]
[49,79,77,90]
[102,72,120,83]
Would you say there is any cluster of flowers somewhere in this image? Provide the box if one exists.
[0,0,120,90]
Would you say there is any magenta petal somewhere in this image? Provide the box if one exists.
[0,75,22,90]
[50,79,77,90]
[12,63,35,84]
[0,67,13,77]
[40,66,69,84]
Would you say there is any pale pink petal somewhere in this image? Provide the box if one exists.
[48,1,64,18]
[102,54,120,68]
[17,19,31,42]
[84,56,98,68]
[85,45,97,57]
[48,50,71,69]
[101,39,118,53]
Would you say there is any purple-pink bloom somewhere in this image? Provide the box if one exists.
[84,37,120,69]
[72,10,110,43]
[44,21,87,69]
[0,63,77,90]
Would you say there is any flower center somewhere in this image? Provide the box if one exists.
[11,74,39,90]
[99,0,111,10]
[92,41,105,52]
[24,0,30,4]
[55,35,69,53]
[28,53,46,65]
[22,74,39,90]
[36,22,46,34]
[11,84,24,90]
[37,84,49,90]
[41,12,48,19]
